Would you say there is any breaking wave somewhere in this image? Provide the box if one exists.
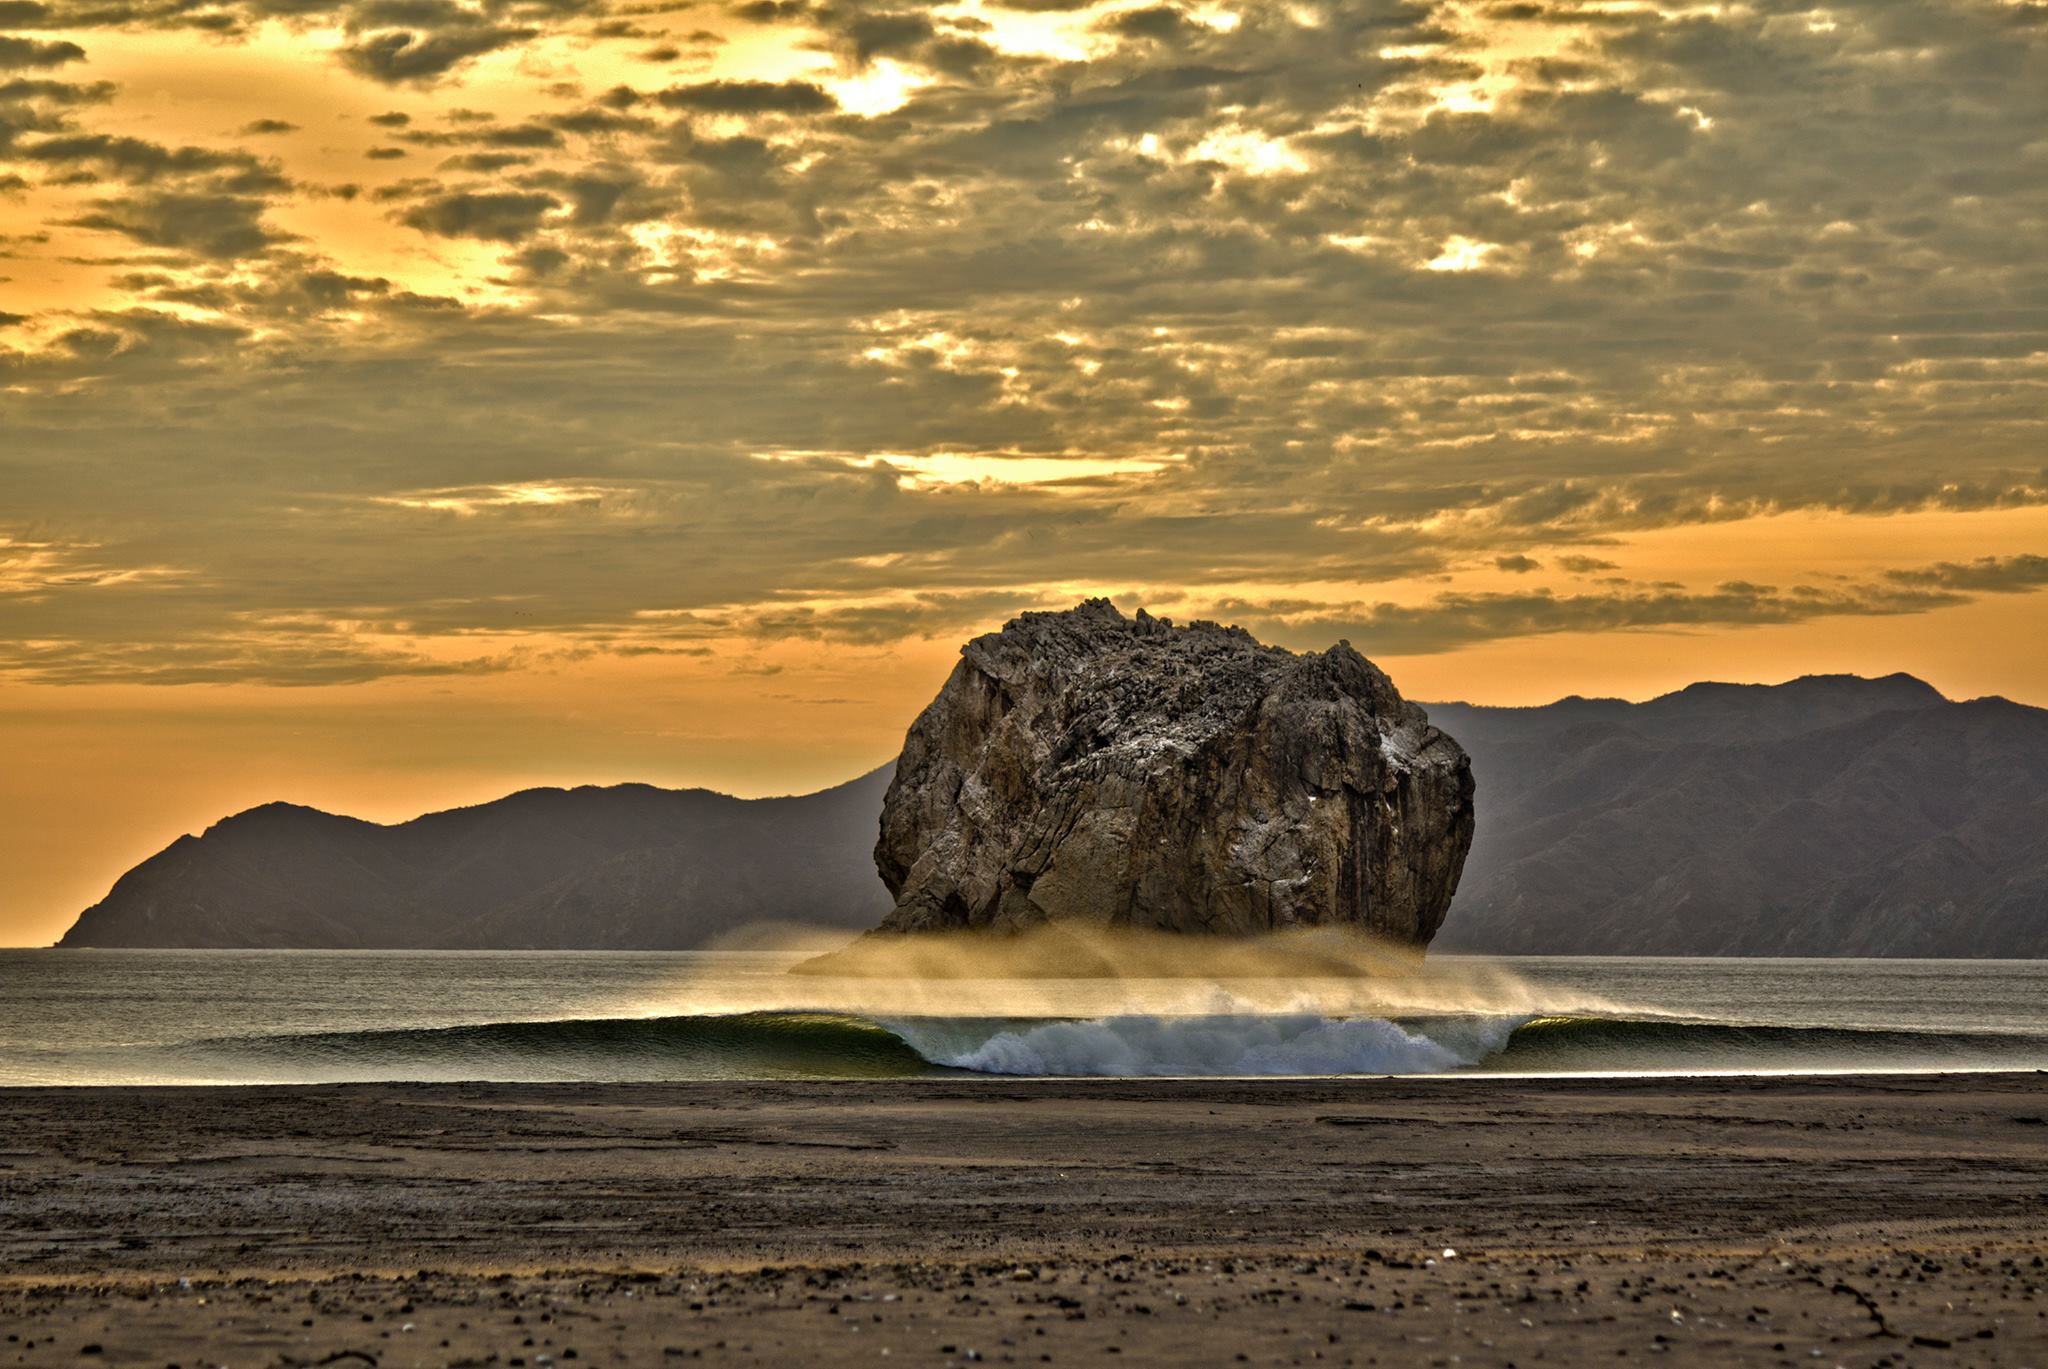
[176,1008,2048,1083]
[894,1013,1524,1076]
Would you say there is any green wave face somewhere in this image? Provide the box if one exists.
[1492,1014,2048,1074]
[196,1011,943,1081]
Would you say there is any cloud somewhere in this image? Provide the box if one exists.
[18,132,283,186]
[18,126,292,261]
[398,188,559,240]
[0,36,83,69]
[735,0,809,21]
[826,8,935,65]
[66,189,281,257]
[1099,6,1186,41]
[654,79,837,115]
[1883,554,2048,594]
[1,0,2045,687]
[339,26,536,84]
[1222,576,1980,658]
[0,635,510,687]
[751,592,1063,646]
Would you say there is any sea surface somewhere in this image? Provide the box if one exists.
[3,949,2046,1086]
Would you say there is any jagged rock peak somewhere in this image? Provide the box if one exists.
[872,599,1475,945]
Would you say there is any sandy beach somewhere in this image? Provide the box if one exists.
[4,1073,2048,1360]
[3,1073,2046,1366]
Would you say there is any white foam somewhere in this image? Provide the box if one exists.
[894,1012,1527,1077]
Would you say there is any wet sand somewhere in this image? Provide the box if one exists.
[2,1073,2046,1365]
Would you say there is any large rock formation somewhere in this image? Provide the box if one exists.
[871,600,1475,945]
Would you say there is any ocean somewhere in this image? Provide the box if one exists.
[3,949,2046,1086]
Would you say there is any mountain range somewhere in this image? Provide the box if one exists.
[56,673,2048,956]
[1429,674,2048,957]
[58,769,894,950]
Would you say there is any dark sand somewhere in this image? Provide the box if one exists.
[3,1074,2046,1366]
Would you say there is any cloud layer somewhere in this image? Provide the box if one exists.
[1,0,2044,685]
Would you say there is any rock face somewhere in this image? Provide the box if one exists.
[872,600,1475,945]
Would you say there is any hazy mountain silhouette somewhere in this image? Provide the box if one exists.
[58,767,896,949]
[1429,675,2048,957]
[57,675,2048,955]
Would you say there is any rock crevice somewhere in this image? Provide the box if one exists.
[873,600,1475,945]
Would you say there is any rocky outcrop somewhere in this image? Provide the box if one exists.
[871,600,1475,945]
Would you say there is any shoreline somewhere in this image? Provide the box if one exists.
[3,1073,2046,1363]
[6,1066,2048,1090]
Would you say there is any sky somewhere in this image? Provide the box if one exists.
[1,0,2045,944]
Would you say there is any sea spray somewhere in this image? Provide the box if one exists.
[684,922,1648,1024]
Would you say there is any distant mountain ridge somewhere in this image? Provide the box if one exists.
[1429,674,2048,957]
[58,768,896,949]
[56,674,2048,955]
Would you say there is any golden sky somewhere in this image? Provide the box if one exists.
[2,0,2045,943]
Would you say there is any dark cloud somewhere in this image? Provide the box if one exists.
[535,169,642,226]
[397,188,559,240]
[19,133,283,187]
[825,8,935,65]
[482,122,561,147]
[0,76,115,106]
[441,150,530,171]
[1099,6,1186,41]
[654,79,837,115]
[1883,555,2048,594]
[1494,554,1542,573]
[916,35,1000,80]
[734,0,809,22]
[66,189,281,257]
[15,119,291,261]
[339,26,536,84]
[240,117,297,134]
[0,36,84,69]
[1226,576,1976,657]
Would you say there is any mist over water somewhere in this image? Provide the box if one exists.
[3,945,2047,1086]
